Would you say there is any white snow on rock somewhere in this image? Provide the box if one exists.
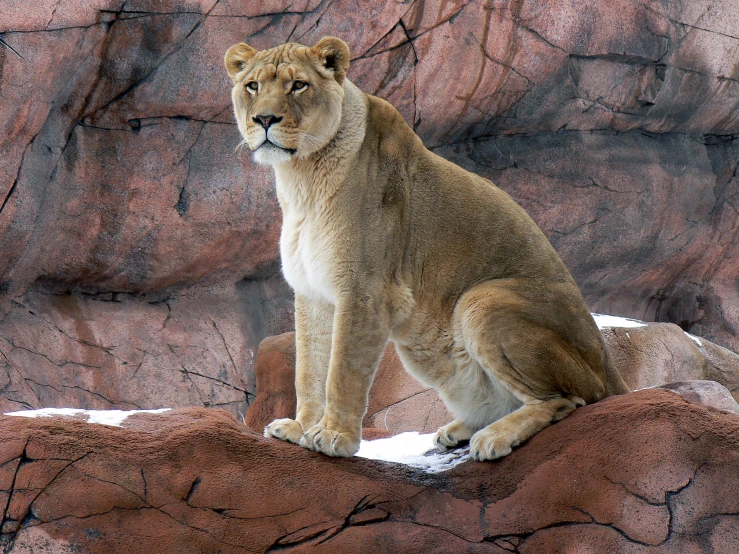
[592,313,707,347]
[4,408,170,427]
[357,431,470,473]
[592,313,647,329]
[685,333,703,347]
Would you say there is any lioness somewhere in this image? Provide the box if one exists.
[225,37,628,461]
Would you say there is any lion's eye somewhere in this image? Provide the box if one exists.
[292,81,308,93]
[246,81,258,93]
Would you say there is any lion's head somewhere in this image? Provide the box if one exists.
[224,37,351,166]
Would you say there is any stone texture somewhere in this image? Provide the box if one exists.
[0,277,294,419]
[1,0,739,413]
[0,5,283,294]
[601,322,739,400]
[0,390,738,552]
[659,380,739,415]
[0,2,297,417]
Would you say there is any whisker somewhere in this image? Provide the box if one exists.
[233,138,249,153]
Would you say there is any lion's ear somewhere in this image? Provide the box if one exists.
[225,43,257,83]
[310,37,350,85]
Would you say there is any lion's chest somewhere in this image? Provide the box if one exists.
[280,208,340,303]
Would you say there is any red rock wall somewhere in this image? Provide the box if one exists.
[1,0,738,411]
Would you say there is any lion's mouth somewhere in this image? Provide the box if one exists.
[258,140,297,156]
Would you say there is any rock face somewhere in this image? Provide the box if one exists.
[1,0,739,411]
[600,321,739,399]
[0,277,294,419]
[1,390,738,552]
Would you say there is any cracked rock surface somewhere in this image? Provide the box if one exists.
[1,0,739,413]
[0,277,294,418]
[0,390,738,552]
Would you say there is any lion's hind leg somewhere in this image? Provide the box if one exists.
[455,281,605,461]
[468,396,579,460]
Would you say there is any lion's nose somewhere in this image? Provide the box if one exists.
[253,114,282,130]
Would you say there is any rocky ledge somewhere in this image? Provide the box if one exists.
[0,388,738,553]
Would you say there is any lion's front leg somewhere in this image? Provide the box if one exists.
[300,292,389,457]
[263,418,304,443]
[264,294,333,444]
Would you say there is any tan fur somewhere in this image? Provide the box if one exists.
[225,37,629,460]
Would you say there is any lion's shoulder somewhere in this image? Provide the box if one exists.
[361,93,423,162]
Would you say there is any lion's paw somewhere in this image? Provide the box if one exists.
[264,418,303,444]
[469,427,517,461]
[433,420,474,450]
[300,425,360,457]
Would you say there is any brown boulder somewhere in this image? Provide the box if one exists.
[243,332,296,431]
[1,389,738,552]
[659,380,739,416]
[599,319,739,400]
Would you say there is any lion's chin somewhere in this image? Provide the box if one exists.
[253,141,296,166]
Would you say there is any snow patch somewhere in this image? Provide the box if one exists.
[685,333,703,347]
[356,431,469,473]
[4,408,171,427]
[592,313,647,329]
